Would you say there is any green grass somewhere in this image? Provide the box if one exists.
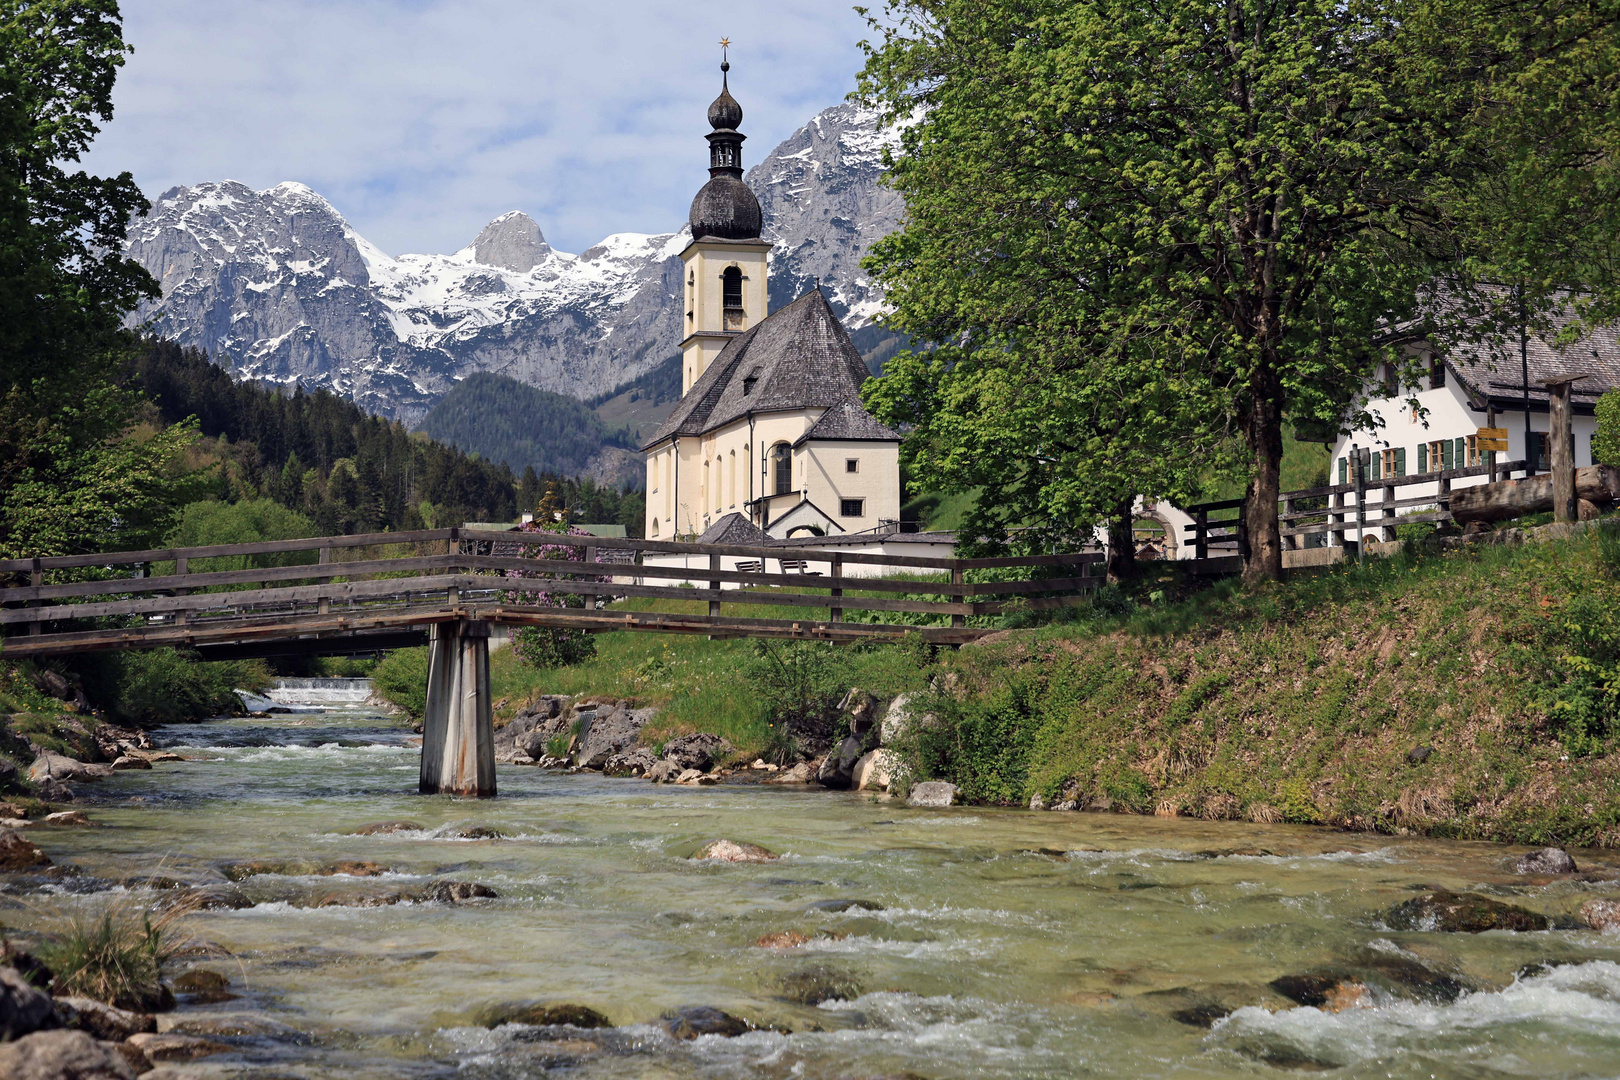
[34,893,192,1010]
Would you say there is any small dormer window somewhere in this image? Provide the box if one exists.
[742,365,761,396]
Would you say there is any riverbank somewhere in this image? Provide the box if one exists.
[422,523,1620,847]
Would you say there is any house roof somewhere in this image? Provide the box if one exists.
[1439,298,1620,412]
[764,497,845,537]
[643,289,873,448]
[791,397,901,447]
[696,512,770,545]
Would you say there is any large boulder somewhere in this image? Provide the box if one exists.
[1,965,58,1040]
[496,697,573,762]
[691,839,777,863]
[880,694,928,745]
[659,1006,751,1040]
[660,733,734,772]
[1385,889,1549,932]
[27,752,108,784]
[1516,847,1577,875]
[837,689,881,737]
[125,1031,231,1062]
[574,702,654,770]
[55,997,155,1041]
[475,1001,612,1029]
[815,736,866,790]
[603,748,660,777]
[0,830,50,871]
[906,781,959,808]
[0,1030,133,1079]
[852,750,899,791]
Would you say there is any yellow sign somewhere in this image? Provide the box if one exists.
[1477,427,1509,453]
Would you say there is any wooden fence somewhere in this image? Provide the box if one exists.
[1183,459,1532,559]
[0,529,1102,656]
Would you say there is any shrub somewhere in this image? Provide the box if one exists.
[743,641,855,755]
[35,896,192,1010]
[503,521,607,670]
[1596,389,1620,467]
[72,649,268,725]
[372,646,429,719]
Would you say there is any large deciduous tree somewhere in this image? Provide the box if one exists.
[857,0,1620,582]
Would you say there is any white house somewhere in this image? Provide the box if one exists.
[640,60,902,542]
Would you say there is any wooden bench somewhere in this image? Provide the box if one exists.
[735,560,764,574]
[778,559,822,576]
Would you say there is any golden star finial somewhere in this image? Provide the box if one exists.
[720,37,731,49]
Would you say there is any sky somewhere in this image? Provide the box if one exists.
[82,1,876,257]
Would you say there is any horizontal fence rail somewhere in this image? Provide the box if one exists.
[1181,459,1530,559]
[0,529,1102,656]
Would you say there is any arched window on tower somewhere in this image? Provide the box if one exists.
[771,442,791,496]
[723,266,744,330]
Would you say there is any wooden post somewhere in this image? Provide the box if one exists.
[1539,374,1589,524]
[27,558,41,636]
[317,544,331,616]
[174,555,188,627]
[1487,406,1498,484]
[1330,489,1345,548]
[708,552,721,617]
[1282,497,1297,551]
[1381,478,1397,543]
[950,564,966,629]
[1353,449,1368,562]
[582,544,597,612]
[420,619,496,797]
[446,529,459,607]
[829,553,843,623]
[1194,509,1208,563]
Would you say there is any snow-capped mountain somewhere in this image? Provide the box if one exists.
[126,103,902,424]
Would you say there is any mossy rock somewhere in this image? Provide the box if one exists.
[475,1001,612,1029]
[1386,889,1549,933]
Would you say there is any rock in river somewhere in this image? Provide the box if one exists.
[660,1005,751,1039]
[1516,847,1577,875]
[1,965,57,1040]
[421,880,498,904]
[0,1029,134,1080]
[906,781,959,808]
[476,1001,613,1029]
[1385,889,1549,932]
[692,839,777,863]
[779,964,862,1005]
[661,732,734,772]
[815,736,865,789]
[55,996,155,1041]
[1579,897,1620,931]
[0,830,50,871]
[351,820,423,835]
[126,1030,232,1061]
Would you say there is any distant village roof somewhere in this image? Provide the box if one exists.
[696,512,770,545]
[644,289,874,448]
[792,397,901,447]
[1438,299,1620,412]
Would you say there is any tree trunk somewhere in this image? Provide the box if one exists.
[1242,382,1285,585]
[1106,499,1138,583]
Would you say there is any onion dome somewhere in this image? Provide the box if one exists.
[688,56,761,241]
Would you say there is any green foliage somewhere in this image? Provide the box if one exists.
[420,371,634,476]
[857,0,1620,578]
[743,642,857,754]
[1537,589,1620,755]
[35,896,190,1010]
[372,646,430,719]
[72,649,268,727]
[1595,389,1620,467]
[512,625,597,670]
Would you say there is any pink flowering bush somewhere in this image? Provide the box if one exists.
[503,520,613,669]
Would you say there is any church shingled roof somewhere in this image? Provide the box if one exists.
[792,397,901,446]
[643,289,874,448]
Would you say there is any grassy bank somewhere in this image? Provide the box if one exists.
[902,525,1620,846]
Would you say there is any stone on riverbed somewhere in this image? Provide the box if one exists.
[109,756,150,771]
[421,880,498,903]
[762,762,812,785]
[1516,847,1577,875]
[906,781,959,808]
[603,748,659,777]
[43,811,90,826]
[225,858,390,879]
[27,752,108,784]
[0,830,50,871]
[1385,889,1549,932]
[815,736,865,789]
[475,1001,613,1029]
[1269,972,1371,1012]
[1579,897,1620,931]
[350,820,424,835]
[660,733,734,772]
[2,965,57,1040]
[778,964,862,1005]
[56,996,155,1041]
[691,839,777,863]
[161,1012,298,1037]
[853,750,898,792]
[659,1005,752,1039]
[805,899,885,913]
[126,1030,232,1061]
[0,1030,134,1080]
[172,969,236,1004]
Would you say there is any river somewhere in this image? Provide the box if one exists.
[8,705,1620,1078]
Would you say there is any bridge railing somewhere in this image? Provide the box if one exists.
[0,528,1102,655]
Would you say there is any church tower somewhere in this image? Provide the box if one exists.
[679,49,771,395]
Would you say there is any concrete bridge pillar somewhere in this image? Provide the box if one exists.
[420,619,496,797]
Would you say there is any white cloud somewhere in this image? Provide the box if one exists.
[85,0,873,255]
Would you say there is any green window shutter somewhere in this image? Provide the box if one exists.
[1417,442,1428,474]
[1371,452,1382,480]
[1441,438,1453,471]
[1395,447,1407,476]
[1455,437,1466,467]
[1338,457,1347,485]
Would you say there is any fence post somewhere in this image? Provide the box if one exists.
[829,553,843,623]
[1282,497,1297,551]
[317,543,332,616]
[708,552,721,618]
[1330,489,1345,548]
[1437,472,1452,528]
[27,558,41,636]
[1381,478,1397,543]
[175,555,189,627]
[446,528,460,608]
[1353,451,1368,562]
[582,544,597,612]
[1194,509,1208,562]
[951,564,966,629]
[1236,507,1250,565]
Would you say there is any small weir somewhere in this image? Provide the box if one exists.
[7,703,1620,1078]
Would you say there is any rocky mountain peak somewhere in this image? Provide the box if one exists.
[467,211,551,273]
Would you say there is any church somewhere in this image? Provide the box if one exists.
[641,60,902,542]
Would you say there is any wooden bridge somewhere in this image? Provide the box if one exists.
[0,528,1098,798]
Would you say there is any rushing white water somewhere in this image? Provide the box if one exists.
[5,708,1620,1078]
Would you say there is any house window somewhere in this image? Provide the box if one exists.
[651,518,660,536]
[846,458,859,473]
[771,443,791,495]
[840,499,865,518]
[1428,356,1445,389]
[728,450,736,508]
[1375,448,1405,479]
